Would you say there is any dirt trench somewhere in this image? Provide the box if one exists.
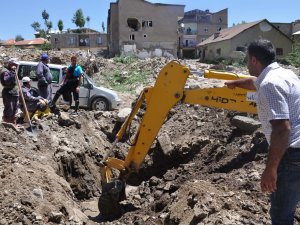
[2,103,300,224]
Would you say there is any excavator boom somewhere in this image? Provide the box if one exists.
[98,61,257,219]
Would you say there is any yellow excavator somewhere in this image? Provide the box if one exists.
[99,60,257,219]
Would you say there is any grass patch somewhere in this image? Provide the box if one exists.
[104,69,151,93]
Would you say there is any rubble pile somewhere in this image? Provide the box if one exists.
[1,48,300,225]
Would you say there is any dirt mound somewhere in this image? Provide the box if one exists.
[0,104,276,225]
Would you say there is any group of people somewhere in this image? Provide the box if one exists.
[2,40,300,224]
[0,54,83,125]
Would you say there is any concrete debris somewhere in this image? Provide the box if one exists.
[231,115,261,133]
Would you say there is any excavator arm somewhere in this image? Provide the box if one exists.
[98,61,257,219]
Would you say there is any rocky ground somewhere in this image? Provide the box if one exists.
[1,48,300,225]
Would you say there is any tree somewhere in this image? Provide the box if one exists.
[72,9,85,29]
[15,35,24,41]
[42,10,49,21]
[102,21,105,32]
[30,10,53,39]
[46,21,53,32]
[39,30,47,39]
[86,16,90,28]
[58,20,64,33]
[41,10,52,33]
[232,21,247,26]
[31,22,41,32]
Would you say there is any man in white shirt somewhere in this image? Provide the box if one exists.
[226,39,300,225]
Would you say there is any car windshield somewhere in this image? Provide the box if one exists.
[84,74,95,85]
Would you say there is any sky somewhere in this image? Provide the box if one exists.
[0,0,299,41]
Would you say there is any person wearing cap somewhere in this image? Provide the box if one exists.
[36,53,52,101]
[0,58,19,125]
[20,76,50,121]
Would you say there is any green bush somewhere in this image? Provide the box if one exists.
[284,43,300,68]
[38,42,51,51]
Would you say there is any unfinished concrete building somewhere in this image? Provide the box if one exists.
[178,9,228,58]
[50,28,107,50]
[107,0,184,58]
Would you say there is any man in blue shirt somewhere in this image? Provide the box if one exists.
[50,56,83,115]
[226,39,300,225]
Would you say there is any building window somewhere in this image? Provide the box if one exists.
[129,34,135,41]
[127,18,140,31]
[276,48,283,56]
[54,38,58,42]
[79,35,89,46]
[236,46,246,52]
[97,37,102,44]
[204,27,208,32]
[186,27,192,34]
[219,18,223,23]
[68,37,75,45]
[216,48,221,55]
[142,20,153,27]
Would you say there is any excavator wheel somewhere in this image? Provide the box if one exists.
[98,179,126,220]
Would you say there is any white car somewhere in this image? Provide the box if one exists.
[17,61,122,111]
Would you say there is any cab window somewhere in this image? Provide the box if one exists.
[50,68,60,84]
[18,65,38,81]
[18,65,60,84]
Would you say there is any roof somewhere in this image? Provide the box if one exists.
[14,38,48,46]
[116,0,184,7]
[18,61,66,69]
[198,20,265,47]
[69,28,100,33]
[1,38,47,46]
[2,39,16,45]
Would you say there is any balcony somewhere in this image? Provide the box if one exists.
[180,42,197,48]
[184,30,197,35]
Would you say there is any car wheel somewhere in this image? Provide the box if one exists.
[92,97,109,111]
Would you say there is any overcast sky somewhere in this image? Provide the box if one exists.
[0,0,299,40]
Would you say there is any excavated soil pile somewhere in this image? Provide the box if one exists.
[2,104,300,225]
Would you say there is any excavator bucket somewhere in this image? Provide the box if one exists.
[98,180,126,220]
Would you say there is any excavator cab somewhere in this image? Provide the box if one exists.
[98,61,257,219]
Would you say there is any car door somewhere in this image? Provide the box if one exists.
[50,68,61,99]
[79,74,91,107]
